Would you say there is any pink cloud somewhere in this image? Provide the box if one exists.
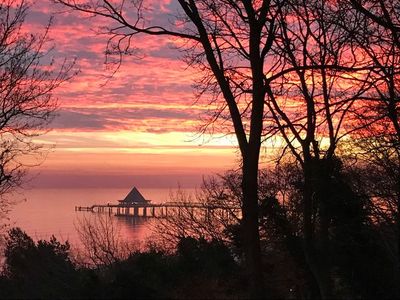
[21,1,237,188]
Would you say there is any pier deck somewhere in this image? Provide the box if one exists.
[75,202,240,218]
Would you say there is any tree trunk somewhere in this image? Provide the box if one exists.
[318,185,333,300]
[303,163,321,299]
[302,161,332,300]
[242,152,264,298]
[397,160,400,294]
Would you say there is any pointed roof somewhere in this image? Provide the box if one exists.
[121,187,148,203]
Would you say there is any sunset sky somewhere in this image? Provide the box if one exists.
[27,1,239,189]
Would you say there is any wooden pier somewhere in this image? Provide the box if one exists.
[75,201,240,219]
[75,187,240,219]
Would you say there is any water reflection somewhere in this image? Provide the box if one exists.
[74,211,154,248]
[7,188,195,246]
[116,215,149,226]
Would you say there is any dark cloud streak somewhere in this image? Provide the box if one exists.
[51,107,201,131]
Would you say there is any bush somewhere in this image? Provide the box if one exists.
[2,227,79,298]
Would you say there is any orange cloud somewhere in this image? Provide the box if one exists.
[21,1,237,188]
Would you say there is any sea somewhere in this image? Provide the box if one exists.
[6,187,196,247]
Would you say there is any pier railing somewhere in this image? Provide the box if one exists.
[75,202,240,218]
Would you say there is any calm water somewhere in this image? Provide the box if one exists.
[6,187,195,246]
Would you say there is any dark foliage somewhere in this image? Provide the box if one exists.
[0,231,244,299]
[1,227,78,299]
[103,238,243,299]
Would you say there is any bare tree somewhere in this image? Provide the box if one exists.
[350,136,398,251]
[75,214,134,267]
[152,170,287,253]
[344,0,400,278]
[349,0,400,48]
[264,1,373,297]
[151,172,242,252]
[0,0,74,215]
[53,1,286,294]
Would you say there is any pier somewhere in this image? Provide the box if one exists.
[74,201,239,218]
[74,187,240,219]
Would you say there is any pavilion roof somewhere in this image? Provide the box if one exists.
[120,187,148,203]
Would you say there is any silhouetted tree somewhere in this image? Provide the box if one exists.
[0,0,74,218]
[2,227,78,298]
[349,0,400,47]
[53,1,285,294]
[75,214,134,267]
[152,173,242,251]
[50,0,400,298]
[265,1,372,297]
[340,0,400,281]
